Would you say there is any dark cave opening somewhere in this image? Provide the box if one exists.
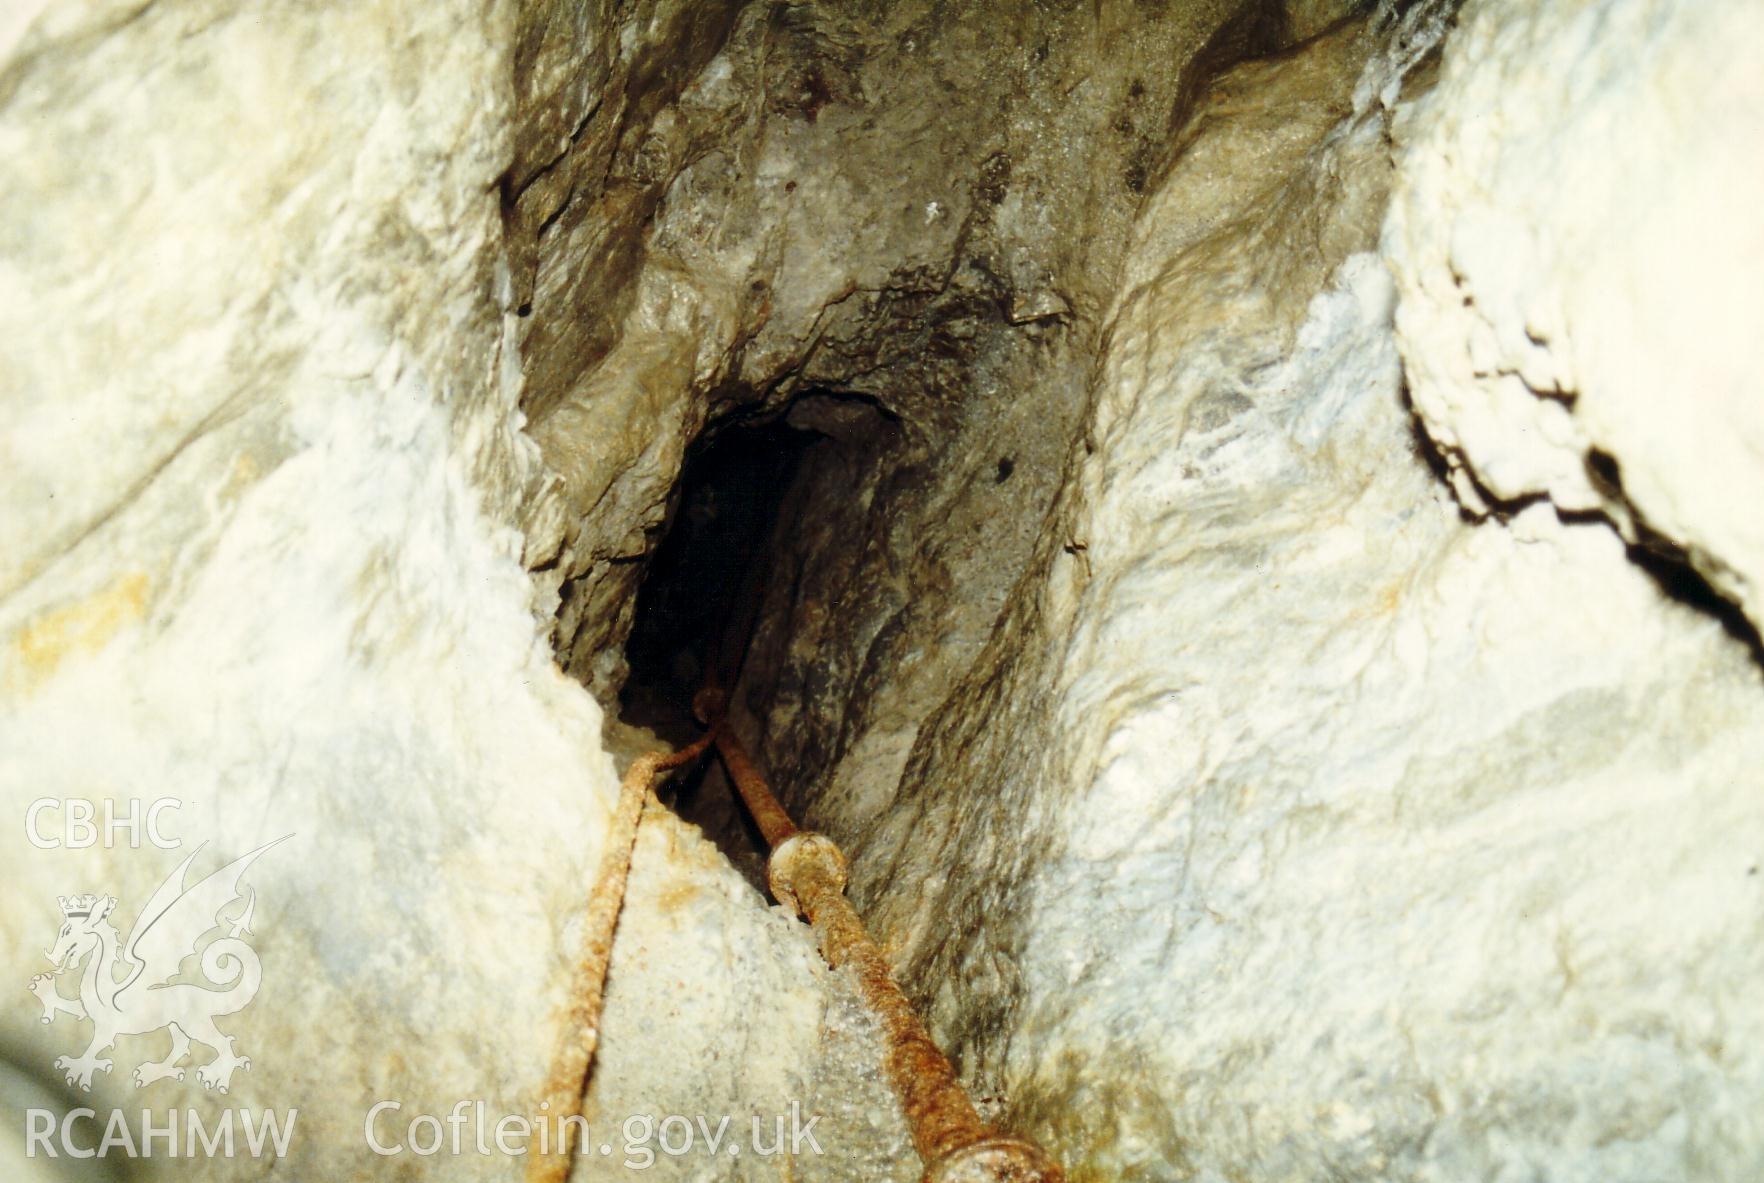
[621,414,818,732]
[615,388,906,886]
[617,411,824,885]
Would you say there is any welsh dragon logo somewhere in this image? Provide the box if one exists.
[27,837,286,1094]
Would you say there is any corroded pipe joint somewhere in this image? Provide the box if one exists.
[924,1135,1068,1183]
[765,831,848,915]
[704,707,1068,1182]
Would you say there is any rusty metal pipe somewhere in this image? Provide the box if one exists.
[529,733,714,1183]
[694,686,797,848]
[695,693,1064,1183]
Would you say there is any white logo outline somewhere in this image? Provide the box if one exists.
[28,836,288,1094]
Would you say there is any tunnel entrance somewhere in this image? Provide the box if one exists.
[621,414,817,730]
[612,389,906,886]
[616,411,822,884]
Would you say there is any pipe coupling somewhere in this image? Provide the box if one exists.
[765,831,848,914]
[924,1135,1067,1183]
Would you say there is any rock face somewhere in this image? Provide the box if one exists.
[507,0,1267,701]
[1386,0,1764,637]
[1,2,606,1178]
[4,0,1763,1181]
[0,1,908,1178]
[579,810,914,1183]
[737,2,1764,1179]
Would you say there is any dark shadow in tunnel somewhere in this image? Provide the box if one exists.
[621,415,818,724]
[618,412,821,887]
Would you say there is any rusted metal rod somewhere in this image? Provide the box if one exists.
[692,686,1065,1183]
[695,688,798,849]
[529,733,714,1183]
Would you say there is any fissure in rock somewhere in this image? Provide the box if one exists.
[615,401,879,886]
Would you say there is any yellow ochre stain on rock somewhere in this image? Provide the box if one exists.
[644,813,715,916]
[9,571,150,689]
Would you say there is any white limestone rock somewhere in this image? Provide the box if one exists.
[1385,0,1764,632]
[0,3,601,1175]
[10,1,1763,1180]
[0,2,897,1177]
[578,808,915,1182]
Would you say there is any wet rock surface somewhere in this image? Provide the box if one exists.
[507,0,1270,704]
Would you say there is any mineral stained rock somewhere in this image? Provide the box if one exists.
[510,0,1259,701]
